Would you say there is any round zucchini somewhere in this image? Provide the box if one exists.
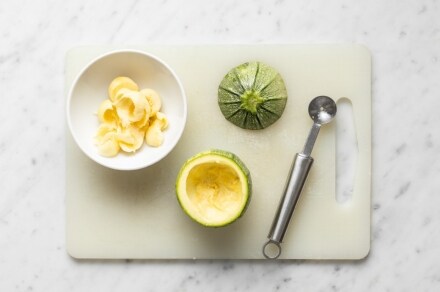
[218,61,288,130]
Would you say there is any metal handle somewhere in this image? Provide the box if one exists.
[263,153,313,259]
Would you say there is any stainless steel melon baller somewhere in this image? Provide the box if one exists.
[263,96,337,259]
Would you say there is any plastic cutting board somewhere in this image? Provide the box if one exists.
[65,44,371,260]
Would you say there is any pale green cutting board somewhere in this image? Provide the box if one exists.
[65,44,371,259]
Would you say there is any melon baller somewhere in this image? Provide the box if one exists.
[263,96,337,259]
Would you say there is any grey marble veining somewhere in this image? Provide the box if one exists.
[1,0,440,291]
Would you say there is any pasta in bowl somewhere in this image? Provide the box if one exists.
[67,50,187,170]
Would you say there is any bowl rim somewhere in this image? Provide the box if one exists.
[66,49,188,171]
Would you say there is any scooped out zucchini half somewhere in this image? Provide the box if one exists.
[175,150,252,227]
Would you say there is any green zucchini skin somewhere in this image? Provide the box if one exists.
[218,62,288,130]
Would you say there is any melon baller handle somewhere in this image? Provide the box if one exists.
[262,96,337,259]
[262,153,314,259]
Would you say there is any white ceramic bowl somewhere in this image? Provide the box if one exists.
[67,50,187,170]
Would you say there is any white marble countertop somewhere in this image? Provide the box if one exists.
[1,0,439,291]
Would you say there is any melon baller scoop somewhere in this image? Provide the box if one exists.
[263,96,337,259]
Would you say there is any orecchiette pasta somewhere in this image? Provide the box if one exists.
[140,88,162,116]
[95,123,120,157]
[145,123,164,147]
[114,89,149,127]
[117,125,145,153]
[97,99,117,125]
[108,76,139,102]
[94,76,168,157]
